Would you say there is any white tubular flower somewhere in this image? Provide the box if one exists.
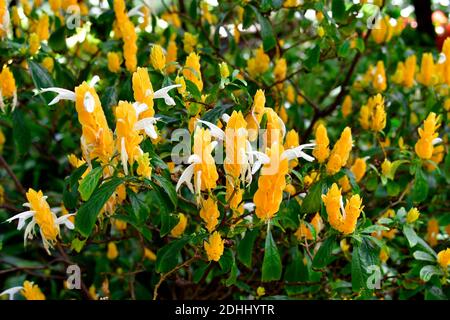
[175,154,201,194]
[0,286,23,300]
[40,87,76,105]
[134,117,160,140]
[6,189,74,254]
[127,4,144,17]
[196,119,226,140]
[281,143,316,162]
[153,84,181,106]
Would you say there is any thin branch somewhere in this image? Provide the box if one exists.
[0,154,26,197]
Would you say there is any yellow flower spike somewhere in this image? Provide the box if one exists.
[245,89,266,141]
[144,247,157,261]
[284,183,296,196]
[312,123,330,163]
[0,66,17,112]
[322,183,363,234]
[425,144,445,171]
[49,0,61,12]
[415,112,441,160]
[200,197,220,233]
[406,207,420,224]
[372,15,393,44]
[321,183,343,230]
[29,33,40,55]
[150,44,166,72]
[132,67,155,117]
[192,127,219,193]
[380,248,389,263]
[274,58,287,89]
[253,143,289,221]
[295,213,324,240]
[204,231,224,262]
[437,248,450,269]
[21,281,45,300]
[171,213,188,238]
[370,96,386,132]
[227,182,244,218]
[426,218,439,247]
[351,157,367,182]
[359,104,370,130]
[107,52,121,73]
[114,219,127,232]
[403,55,416,88]
[340,239,350,252]
[219,62,230,79]
[175,76,186,95]
[392,62,405,85]
[317,26,325,38]
[139,6,150,29]
[372,61,387,92]
[42,57,54,73]
[115,101,143,174]
[107,242,119,260]
[342,95,352,118]
[121,20,137,72]
[303,171,319,187]
[381,158,392,177]
[224,110,247,180]
[166,39,178,74]
[338,175,351,193]
[417,53,435,87]
[247,46,270,78]
[284,129,300,169]
[441,38,450,85]
[136,153,152,179]
[326,127,352,175]
[264,107,284,148]
[74,82,114,164]
[183,32,198,53]
[36,14,49,41]
[183,52,203,92]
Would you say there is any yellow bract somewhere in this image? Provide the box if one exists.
[313,124,330,164]
[200,197,220,233]
[437,248,450,268]
[326,127,352,175]
[415,112,440,160]
[183,52,203,92]
[150,44,166,71]
[21,281,46,300]
[171,213,188,238]
[204,231,224,262]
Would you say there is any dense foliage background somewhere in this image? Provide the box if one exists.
[0,0,449,300]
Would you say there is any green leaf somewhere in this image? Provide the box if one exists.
[332,0,346,23]
[251,6,276,51]
[361,225,389,234]
[78,166,103,201]
[419,265,443,282]
[413,251,435,262]
[156,238,189,273]
[189,0,198,20]
[337,40,351,58]
[12,109,31,154]
[312,235,336,268]
[28,60,54,90]
[425,286,447,300]
[185,79,202,100]
[70,238,87,253]
[152,174,178,207]
[354,37,365,52]
[237,228,259,268]
[48,27,67,52]
[261,226,282,282]
[75,177,123,237]
[444,152,450,181]
[412,168,428,203]
[403,224,419,248]
[351,237,378,292]
[301,182,322,214]
[304,45,320,70]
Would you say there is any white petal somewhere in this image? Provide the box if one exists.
[121,137,128,175]
[196,120,225,140]
[6,210,35,230]
[135,118,160,139]
[84,92,95,113]
[432,137,442,145]
[89,75,100,87]
[153,85,181,106]
[176,163,195,193]
[40,87,76,105]
[128,5,144,17]
[251,160,262,175]
[0,286,23,300]
[243,203,256,212]
[55,214,76,230]
[221,113,230,123]
[133,102,148,117]
[278,115,286,138]
[188,154,201,164]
